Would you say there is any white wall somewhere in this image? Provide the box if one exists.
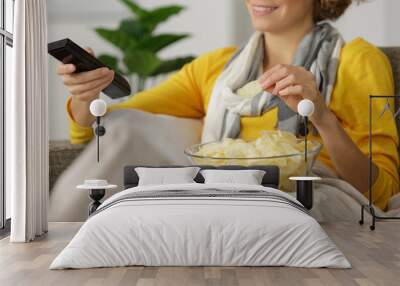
[334,0,400,46]
[383,0,400,46]
[230,0,400,46]
[48,0,400,140]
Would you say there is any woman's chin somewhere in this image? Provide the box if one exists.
[251,21,282,33]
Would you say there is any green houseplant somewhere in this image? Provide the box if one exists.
[95,0,195,92]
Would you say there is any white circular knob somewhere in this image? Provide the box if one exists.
[297,99,314,117]
[90,99,107,117]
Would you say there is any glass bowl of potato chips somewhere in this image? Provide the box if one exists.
[184,131,322,191]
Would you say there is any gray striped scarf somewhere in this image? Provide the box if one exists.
[201,23,344,143]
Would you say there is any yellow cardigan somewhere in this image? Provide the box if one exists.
[67,38,399,210]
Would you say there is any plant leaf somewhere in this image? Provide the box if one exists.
[95,2,195,79]
[95,28,137,51]
[119,0,148,18]
[150,56,195,76]
[123,50,161,76]
[96,54,127,74]
[97,54,118,70]
[137,33,190,53]
[142,5,184,30]
[119,19,153,38]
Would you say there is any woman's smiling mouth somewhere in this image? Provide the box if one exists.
[252,5,279,17]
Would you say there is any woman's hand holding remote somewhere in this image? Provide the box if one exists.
[56,48,115,127]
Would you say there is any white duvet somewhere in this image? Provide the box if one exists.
[50,183,351,269]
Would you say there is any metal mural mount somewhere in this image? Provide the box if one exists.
[359,95,400,230]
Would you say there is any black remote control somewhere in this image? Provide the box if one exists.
[48,38,131,99]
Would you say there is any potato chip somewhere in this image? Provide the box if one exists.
[192,131,321,191]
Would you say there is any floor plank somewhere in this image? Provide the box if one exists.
[0,221,399,286]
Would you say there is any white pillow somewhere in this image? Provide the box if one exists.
[200,169,266,185]
[135,167,200,186]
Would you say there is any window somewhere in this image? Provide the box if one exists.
[1,0,14,232]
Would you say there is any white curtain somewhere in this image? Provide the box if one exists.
[7,0,49,242]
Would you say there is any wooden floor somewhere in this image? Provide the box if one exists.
[0,221,399,286]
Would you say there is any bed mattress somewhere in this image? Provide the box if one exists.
[50,183,350,269]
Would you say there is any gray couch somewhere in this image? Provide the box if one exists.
[49,141,85,190]
[382,48,400,124]
[49,47,400,190]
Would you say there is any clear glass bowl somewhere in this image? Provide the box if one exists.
[184,140,322,191]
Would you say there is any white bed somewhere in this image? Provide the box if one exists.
[50,183,350,269]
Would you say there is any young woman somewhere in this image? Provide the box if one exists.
[56,0,398,213]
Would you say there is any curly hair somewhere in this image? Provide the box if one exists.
[314,0,363,22]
